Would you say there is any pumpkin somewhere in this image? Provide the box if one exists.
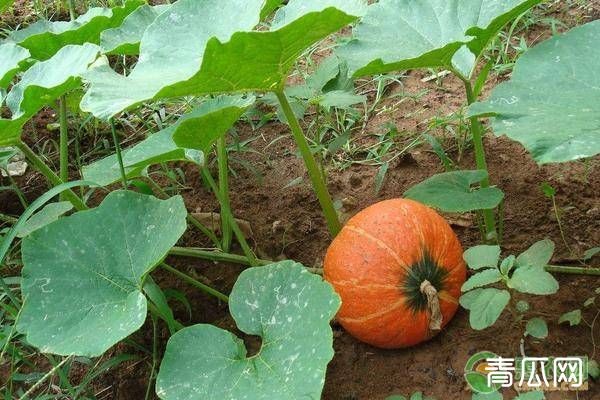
[323,198,466,348]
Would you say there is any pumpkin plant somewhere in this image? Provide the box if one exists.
[324,198,466,348]
[336,0,544,241]
[12,189,340,396]
[81,0,369,236]
[459,240,559,330]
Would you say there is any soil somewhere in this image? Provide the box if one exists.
[1,1,600,400]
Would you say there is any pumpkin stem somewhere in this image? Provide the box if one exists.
[420,280,442,331]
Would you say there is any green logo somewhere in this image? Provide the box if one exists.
[464,351,501,394]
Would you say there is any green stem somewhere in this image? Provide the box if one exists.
[463,81,497,242]
[216,137,232,251]
[17,142,87,211]
[110,118,128,189]
[58,96,69,201]
[169,247,271,266]
[274,90,341,237]
[161,263,229,302]
[66,0,75,20]
[201,167,258,267]
[546,265,600,276]
[8,170,29,209]
[144,315,158,400]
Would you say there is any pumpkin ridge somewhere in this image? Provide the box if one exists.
[438,290,458,305]
[338,298,406,324]
[326,280,398,291]
[344,224,409,272]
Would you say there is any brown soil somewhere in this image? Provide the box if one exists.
[1,1,600,400]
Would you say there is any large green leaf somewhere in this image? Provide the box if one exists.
[0,44,100,146]
[100,4,171,55]
[84,95,254,186]
[6,0,143,60]
[17,191,187,356]
[80,0,265,120]
[81,0,366,120]
[469,21,600,164]
[0,42,30,88]
[404,170,504,212]
[337,0,541,78]
[156,261,340,400]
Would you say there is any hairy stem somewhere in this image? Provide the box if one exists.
[17,142,87,211]
[546,265,600,276]
[169,246,271,266]
[66,0,75,20]
[161,263,229,302]
[201,167,258,267]
[110,118,128,189]
[216,137,232,251]
[275,90,341,237]
[58,97,69,201]
[463,81,497,242]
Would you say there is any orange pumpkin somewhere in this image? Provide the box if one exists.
[323,198,466,349]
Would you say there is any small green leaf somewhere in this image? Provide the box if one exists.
[7,0,143,59]
[460,288,510,330]
[101,4,171,55]
[469,21,600,164]
[83,96,254,186]
[17,191,188,356]
[516,239,554,269]
[584,297,596,307]
[143,277,179,335]
[516,300,530,313]
[404,170,504,213]
[508,265,558,295]
[558,309,582,326]
[525,317,548,339]
[313,90,365,109]
[500,255,515,275]
[385,396,407,400]
[584,247,600,261]
[0,43,30,88]
[461,268,502,292]
[540,182,555,198]
[16,202,73,238]
[155,261,340,400]
[464,245,501,270]
[337,0,542,78]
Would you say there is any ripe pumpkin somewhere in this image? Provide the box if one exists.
[323,198,466,349]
